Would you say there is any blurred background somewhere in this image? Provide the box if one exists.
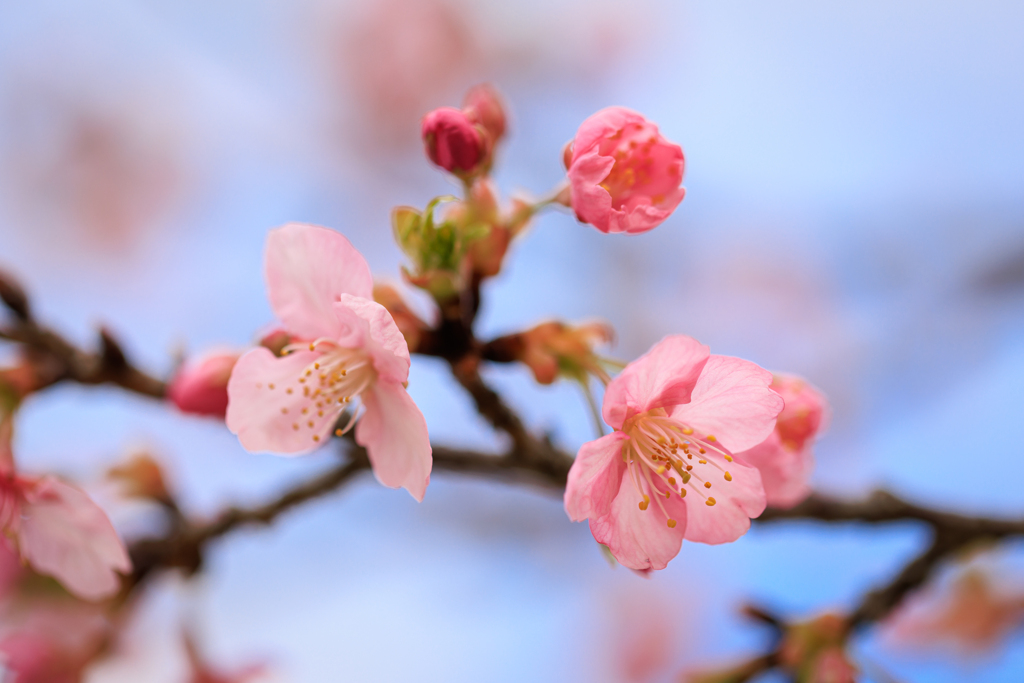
[1,0,1023,681]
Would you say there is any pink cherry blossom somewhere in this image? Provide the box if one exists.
[421,107,485,175]
[737,374,828,508]
[0,418,131,601]
[226,223,432,501]
[168,351,241,418]
[564,335,783,571]
[565,107,685,235]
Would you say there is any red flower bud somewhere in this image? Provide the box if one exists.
[421,107,485,174]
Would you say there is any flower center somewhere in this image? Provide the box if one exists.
[278,339,377,443]
[598,122,680,208]
[622,410,736,527]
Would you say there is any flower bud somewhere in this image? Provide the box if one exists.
[490,321,614,385]
[167,351,240,418]
[780,613,852,682]
[462,83,507,145]
[108,453,171,503]
[421,107,485,175]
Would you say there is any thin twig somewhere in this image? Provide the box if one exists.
[0,321,167,398]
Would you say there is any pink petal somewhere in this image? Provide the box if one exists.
[265,223,373,341]
[603,335,710,430]
[334,295,411,384]
[682,457,766,545]
[671,355,783,453]
[590,472,688,571]
[568,150,616,232]
[564,432,629,522]
[570,107,647,162]
[355,380,432,501]
[226,348,340,455]
[615,188,687,235]
[740,433,813,509]
[17,477,130,601]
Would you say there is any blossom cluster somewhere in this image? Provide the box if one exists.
[165,85,829,572]
[0,83,838,677]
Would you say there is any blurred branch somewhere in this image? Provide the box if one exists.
[7,273,1024,665]
[0,305,167,398]
[127,437,575,586]
[759,491,1024,626]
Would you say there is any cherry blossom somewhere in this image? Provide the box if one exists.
[564,335,782,570]
[737,374,828,508]
[226,223,432,501]
[565,107,685,234]
[0,416,131,601]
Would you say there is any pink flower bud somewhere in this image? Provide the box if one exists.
[421,107,485,174]
[566,107,685,234]
[168,351,240,418]
[462,83,507,144]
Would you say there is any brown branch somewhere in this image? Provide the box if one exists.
[848,529,975,627]
[7,276,1023,645]
[449,360,533,449]
[757,491,1024,537]
[127,439,575,587]
[0,319,167,398]
[128,453,370,584]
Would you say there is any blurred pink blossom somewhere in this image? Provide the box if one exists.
[0,597,113,683]
[885,568,1024,654]
[226,223,432,501]
[331,0,480,150]
[738,374,829,508]
[564,335,782,570]
[0,415,131,601]
[565,107,685,234]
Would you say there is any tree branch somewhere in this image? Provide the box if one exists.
[0,319,167,398]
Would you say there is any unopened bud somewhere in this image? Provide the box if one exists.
[421,107,485,175]
[167,351,240,418]
[108,453,171,503]
[462,83,507,145]
[780,613,851,677]
[501,321,614,385]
